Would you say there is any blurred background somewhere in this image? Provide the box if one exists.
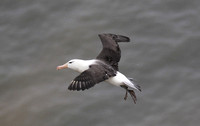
[0,0,200,126]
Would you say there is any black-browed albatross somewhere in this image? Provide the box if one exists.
[57,33,141,103]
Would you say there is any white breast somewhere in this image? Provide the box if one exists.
[76,59,97,72]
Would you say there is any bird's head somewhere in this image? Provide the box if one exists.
[57,59,89,72]
[98,33,130,42]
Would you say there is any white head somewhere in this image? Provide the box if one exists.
[57,59,93,72]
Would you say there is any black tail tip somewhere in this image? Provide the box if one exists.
[136,85,142,92]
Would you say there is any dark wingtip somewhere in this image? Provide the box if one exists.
[68,85,72,90]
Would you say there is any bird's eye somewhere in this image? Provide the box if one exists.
[69,61,73,64]
[112,35,117,39]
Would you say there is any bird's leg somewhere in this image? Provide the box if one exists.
[120,85,137,103]
[124,90,128,100]
[120,85,128,100]
[128,89,137,104]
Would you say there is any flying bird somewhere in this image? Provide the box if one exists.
[57,33,141,103]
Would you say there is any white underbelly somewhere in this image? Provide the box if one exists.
[106,71,129,87]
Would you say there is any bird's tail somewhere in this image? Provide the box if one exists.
[125,78,141,92]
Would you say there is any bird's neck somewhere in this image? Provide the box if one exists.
[73,59,96,73]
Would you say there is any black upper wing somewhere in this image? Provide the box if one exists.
[68,64,116,91]
[96,33,130,71]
